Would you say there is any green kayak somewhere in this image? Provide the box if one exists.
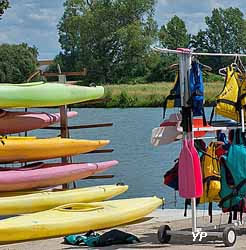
[0,82,104,108]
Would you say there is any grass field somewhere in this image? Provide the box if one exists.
[77,81,225,108]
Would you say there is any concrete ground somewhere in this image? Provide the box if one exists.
[0,209,246,250]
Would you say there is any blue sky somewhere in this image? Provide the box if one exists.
[0,0,245,59]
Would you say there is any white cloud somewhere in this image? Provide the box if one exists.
[0,0,246,58]
[155,0,246,34]
[0,0,65,59]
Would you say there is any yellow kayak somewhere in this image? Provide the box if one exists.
[0,137,109,163]
[0,184,128,215]
[0,197,163,244]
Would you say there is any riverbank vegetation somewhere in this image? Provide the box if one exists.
[75,80,224,108]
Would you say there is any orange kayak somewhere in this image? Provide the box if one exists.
[0,137,109,163]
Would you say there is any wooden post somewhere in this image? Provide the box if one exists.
[58,72,69,189]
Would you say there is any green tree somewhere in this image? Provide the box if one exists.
[192,7,246,53]
[159,15,190,49]
[0,43,38,83]
[191,7,246,71]
[0,0,9,19]
[58,0,157,83]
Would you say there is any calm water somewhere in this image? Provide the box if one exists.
[12,107,215,209]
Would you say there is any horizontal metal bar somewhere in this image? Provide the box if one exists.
[85,149,114,154]
[42,123,113,130]
[167,230,192,236]
[193,52,246,57]
[152,47,182,54]
[83,175,114,179]
[167,230,223,238]
[152,47,246,57]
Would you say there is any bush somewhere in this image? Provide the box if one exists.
[116,91,138,108]
[0,43,38,83]
[203,72,224,82]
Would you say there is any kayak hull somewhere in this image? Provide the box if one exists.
[0,82,104,108]
[0,137,109,163]
[0,197,163,244]
[0,160,118,191]
[0,184,128,215]
[0,110,78,134]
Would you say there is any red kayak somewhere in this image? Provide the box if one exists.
[0,110,78,134]
[0,160,118,191]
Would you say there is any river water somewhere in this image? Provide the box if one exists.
[16,107,216,209]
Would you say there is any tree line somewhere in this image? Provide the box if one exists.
[1,0,246,83]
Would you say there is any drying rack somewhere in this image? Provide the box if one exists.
[153,47,246,247]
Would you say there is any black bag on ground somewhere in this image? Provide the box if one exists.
[97,229,140,246]
[64,229,140,247]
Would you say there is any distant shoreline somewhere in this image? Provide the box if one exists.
[73,81,224,108]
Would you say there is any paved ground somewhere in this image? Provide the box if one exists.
[0,209,246,250]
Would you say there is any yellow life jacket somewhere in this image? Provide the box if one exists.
[199,141,221,204]
[215,65,240,121]
[238,73,246,109]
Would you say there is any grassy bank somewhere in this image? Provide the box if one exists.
[76,81,224,108]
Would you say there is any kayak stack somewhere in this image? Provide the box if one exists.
[0,81,162,244]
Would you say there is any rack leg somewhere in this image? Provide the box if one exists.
[191,198,198,232]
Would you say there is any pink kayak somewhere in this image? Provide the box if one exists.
[0,160,118,191]
[0,109,78,134]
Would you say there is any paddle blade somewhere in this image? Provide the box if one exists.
[188,139,203,197]
[178,139,197,198]
[151,126,182,146]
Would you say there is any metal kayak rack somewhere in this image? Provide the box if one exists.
[153,47,246,247]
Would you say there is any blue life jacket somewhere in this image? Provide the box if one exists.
[163,62,205,119]
[189,62,204,116]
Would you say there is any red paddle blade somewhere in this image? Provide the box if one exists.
[178,139,197,198]
[188,139,203,197]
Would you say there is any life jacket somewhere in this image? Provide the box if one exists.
[163,159,179,190]
[189,61,205,117]
[163,62,206,121]
[163,73,181,118]
[199,141,221,205]
[212,65,240,121]
[193,140,226,222]
[238,73,246,110]
[219,129,246,222]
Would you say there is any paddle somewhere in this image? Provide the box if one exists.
[178,107,197,198]
[187,133,203,197]
[178,135,196,198]
[178,51,203,198]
